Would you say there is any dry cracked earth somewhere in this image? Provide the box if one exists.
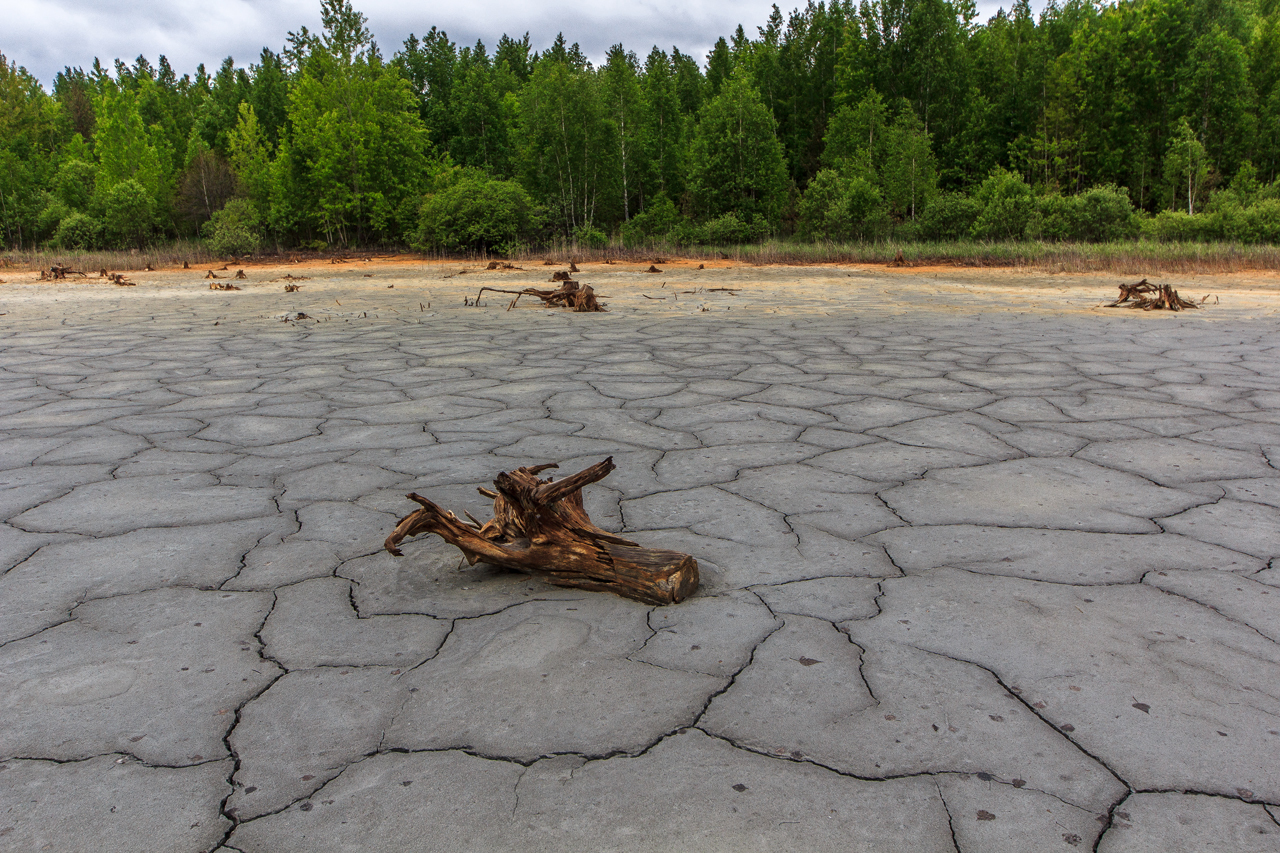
[1,261,1279,852]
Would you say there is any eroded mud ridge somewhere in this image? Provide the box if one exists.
[1,264,1279,852]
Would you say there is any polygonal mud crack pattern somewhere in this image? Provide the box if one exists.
[1,277,1279,850]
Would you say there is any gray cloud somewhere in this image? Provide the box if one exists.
[5,0,1034,85]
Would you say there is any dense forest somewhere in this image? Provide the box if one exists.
[1,0,1278,254]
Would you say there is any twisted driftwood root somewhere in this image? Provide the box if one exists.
[385,457,698,605]
[1107,279,1198,311]
[476,280,605,312]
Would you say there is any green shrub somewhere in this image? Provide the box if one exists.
[202,198,263,256]
[1140,210,1206,242]
[621,194,681,246]
[1239,199,1280,244]
[1075,185,1137,241]
[54,211,99,250]
[921,192,980,240]
[799,170,889,242]
[53,159,96,211]
[798,170,854,241]
[971,168,1037,240]
[97,179,156,249]
[414,173,536,254]
[571,223,608,249]
[1036,185,1134,242]
[36,196,69,244]
[680,211,770,246]
[1036,194,1074,241]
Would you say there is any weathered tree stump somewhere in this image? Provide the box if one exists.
[42,264,86,280]
[385,457,699,605]
[476,280,605,312]
[1107,279,1198,311]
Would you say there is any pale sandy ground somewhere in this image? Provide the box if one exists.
[3,256,1280,323]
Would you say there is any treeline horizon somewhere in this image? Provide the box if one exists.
[1,0,1278,255]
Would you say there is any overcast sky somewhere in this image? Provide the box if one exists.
[5,0,1033,87]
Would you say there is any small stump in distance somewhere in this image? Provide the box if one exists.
[385,457,699,605]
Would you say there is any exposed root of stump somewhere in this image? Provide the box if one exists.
[550,270,574,281]
[1107,279,1198,311]
[209,281,241,291]
[476,280,606,312]
[284,283,303,292]
[234,269,247,280]
[887,249,910,267]
[486,260,523,270]
[647,265,663,273]
[386,457,699,605]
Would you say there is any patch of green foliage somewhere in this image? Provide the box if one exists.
[413,171,538,254]
[203,198,264,256]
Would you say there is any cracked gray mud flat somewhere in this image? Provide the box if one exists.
[1,262,1278,852]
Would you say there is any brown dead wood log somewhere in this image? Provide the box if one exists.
[476,280,606,312]
[46,264,85,280]
[386,457,698,605]
[569,261,580,273]
[209,281,241,291]
[183,260,190,269]
[284,283,303,292]
[234,269,247,279]
[1106,279,1198,311]
[887,249,909,268]
[646,265,663,273]
[550,270,573,281]
[205,270,220,279]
